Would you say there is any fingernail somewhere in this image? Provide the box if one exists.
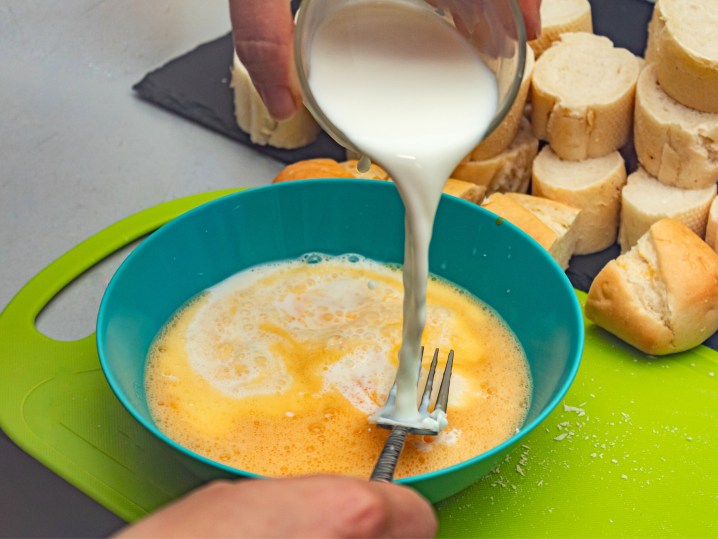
[259,86,299,120]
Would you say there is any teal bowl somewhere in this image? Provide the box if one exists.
[97,180,583,503]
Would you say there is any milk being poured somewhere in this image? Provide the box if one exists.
[308,1,498,430]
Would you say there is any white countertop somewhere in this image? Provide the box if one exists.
[0,0,284,339]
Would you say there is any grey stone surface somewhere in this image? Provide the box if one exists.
[0,1,282,535]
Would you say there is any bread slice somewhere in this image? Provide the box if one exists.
[273,159,355,183]
[532,146,626,254]
[529,0,593,59]
[339,160,391,181]
[482,193,557,248]
[443,179,486,205]
[481,193,578,269]
[634,64,718,190]
[452,117,539,195]
[705,198,718,254]
[618,167,716,251]
[231,52,320,149]
[505,193,581,269]
[469,46,535,161]
[586,218,718,355]
[651,0,718,113]
[532,33,641,161]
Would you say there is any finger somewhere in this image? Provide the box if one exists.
[229,0,301,120]
[365,482,438,538]
[517,0,542,40]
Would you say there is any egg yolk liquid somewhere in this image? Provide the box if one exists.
[145,254,530,479]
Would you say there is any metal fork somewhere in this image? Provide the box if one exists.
[369,347,454,483]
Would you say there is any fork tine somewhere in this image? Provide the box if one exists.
[419,348,440,413]
[434,349,454,413]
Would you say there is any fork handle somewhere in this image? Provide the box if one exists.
[369,426,410,483]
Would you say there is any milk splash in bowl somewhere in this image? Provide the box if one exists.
[306,1,500,429]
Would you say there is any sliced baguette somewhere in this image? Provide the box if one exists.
[443,179,487,205]
[705,198,718,253]
[529,0,593,59]
[232,52,320,149]
[532,146,627,254]
[481,193,577,269]
[532,33,640,161]
[452,117,539,195]
[504,193,581,269]
[618,167,716,251]
[481,193,558,250]
[586,218,718,355]
[634,64,718,190]
[651,0,718,113]
[469,45,535,161]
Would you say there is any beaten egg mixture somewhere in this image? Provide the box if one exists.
[145,254,530,478]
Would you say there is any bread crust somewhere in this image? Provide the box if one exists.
[469,46,535,161]
[651,219,718,352]
[273,159,355,183]
[452,118,539,195]
[587,218,718,355]
[339,160,390,181]
[634,65,718,190]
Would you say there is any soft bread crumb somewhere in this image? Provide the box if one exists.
[614,234,669,333]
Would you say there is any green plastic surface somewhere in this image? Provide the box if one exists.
[1,189,717,536]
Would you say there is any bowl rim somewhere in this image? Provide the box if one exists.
[97,180,584,485]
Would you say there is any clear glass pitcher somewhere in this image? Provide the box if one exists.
[294,0,527,156]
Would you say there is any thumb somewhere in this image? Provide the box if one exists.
[229,0,302,120]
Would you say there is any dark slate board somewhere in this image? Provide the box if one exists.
[132,33,345,164]
[131,0,718,351]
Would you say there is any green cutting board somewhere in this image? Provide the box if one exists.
[1,190,717,537]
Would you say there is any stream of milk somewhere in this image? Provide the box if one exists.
[308,1,498,430]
